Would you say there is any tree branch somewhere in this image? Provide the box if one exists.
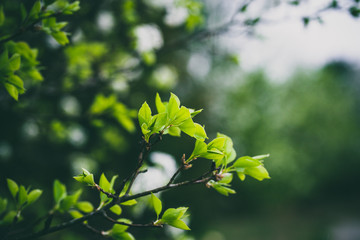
[102,212,161,228]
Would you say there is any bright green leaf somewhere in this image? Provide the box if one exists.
[18,185,28,206]
[8,54,21,71]
[7,179,18,199]
[76,201,94,213]
[155,93,166,113]
[162,207,188,222]
[167,93,180,120]
[27,189,42,205]
[4,83,19,101]
[111,231,135,240]
[166,219,190,230]
[194,123,207,141]
[112,218,132,234]
[179,118,196,137]
[120,199,137,206]
[110,204,122,215]
[69,210,84,219]
[51,31,69,45]
[151,193,162,219]
[53,179,67,205]
[73,168,95,186]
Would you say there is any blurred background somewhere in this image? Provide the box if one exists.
[1,0,360,239]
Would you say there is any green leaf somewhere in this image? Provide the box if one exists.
[207,137,225,151]
[109,175,118,191]
[166,219,191,230]
[53,179,67,205]
[167,126,181,137]
[27,189,42,205]
[155,93,166,113]
[252,154,270,160]
[167,93,180,120]
[59,189,82,212]
[233,156,262,168]
[0,198,8,214]
[29,0,41,19]
[0,5,5,26]
[110,204,122,215]
[99,173,111,202]
[245,165,270,181]
[73,168,95,186]
[1,211,17,225]
[189,108,203,118]
[179,118,196,137]
[8,54,21,71]
[4,83,19,101]
[111,218,132,234]
[76,201,94,213]
[120,199,137,206]
[18,185,28,206]
[7,179,19,199]
[219,173,233,184]
[51,31,69,45]
[189,140,207,160]
[111,231,135,240]
[194,123,207,141]
[162,207,188,222]
[151,193,162,219]
[68,210,84,219]
[172,106,191,126]
[138,101,152,127]
[152,112,167,132]
[7,75,25,94]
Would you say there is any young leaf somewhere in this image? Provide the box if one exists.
[155,93,166,113]
[189,140,207,160]
[8,54,21,71]
[167,93,180,120]
[233,156,262,168]
[76,201,94,213]
[68,210,84,219]
[59,189,82,212]
[27,189,42,205]
[4,83,19,101]
[29,0,41,19]
[162,207,188,222]
[7,179,19,199]
[73,168,95,186]
[111,231,135,240]
[1,211,17,225]
[18,185,28,206]
[110,204,122,215]
[51,31,69,45]
[53,179,67,204]
[194,123,207,141]
[0,198,8,214]
[120,199,137,206]
[179,118,196,137]
[244,165,270,181]
[99,173,111,197]
[111,219,132,234]
[172,106,191,126]
[166,219,191,230]
[151,193,162,219]
[138,101,152,126]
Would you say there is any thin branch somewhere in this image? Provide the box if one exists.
[83,223,107,236]
[94,184,119,200]
[102,212,161,228]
